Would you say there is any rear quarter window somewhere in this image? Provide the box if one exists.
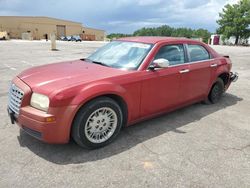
[188,44,210,62]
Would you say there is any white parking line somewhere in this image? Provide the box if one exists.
[3,63,17,70]
[21,60,34,66]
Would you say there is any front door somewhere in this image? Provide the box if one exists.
[140,44,187,117]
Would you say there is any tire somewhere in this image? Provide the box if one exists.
[72,97,123,149]
[208,78,225,104]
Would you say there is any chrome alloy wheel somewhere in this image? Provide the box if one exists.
[84,107,118,144]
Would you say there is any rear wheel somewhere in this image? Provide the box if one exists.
[72,97,123,149]
[208,78,225,104]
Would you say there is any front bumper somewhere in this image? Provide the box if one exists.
[9,105,77,144]
[7,77,77,144]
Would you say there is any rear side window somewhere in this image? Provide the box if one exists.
[188,45,210,62]
[154,44,185,66]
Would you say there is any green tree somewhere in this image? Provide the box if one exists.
[108,25,211,42]
[193,29,211,43]
[171,28,193,38]
[133,25,211,41]
[217,0,250,45]
[107,33,132,39]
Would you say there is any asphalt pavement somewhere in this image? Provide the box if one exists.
[0,40,249,188]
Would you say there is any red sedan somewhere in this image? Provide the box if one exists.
[7,37,238,148]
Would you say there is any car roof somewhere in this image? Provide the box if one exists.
[117,36,197,44]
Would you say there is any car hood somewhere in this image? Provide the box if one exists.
[18,60,129,94]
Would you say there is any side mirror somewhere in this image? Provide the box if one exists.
[149,58,170,71]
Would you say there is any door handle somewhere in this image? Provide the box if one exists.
[179,69,190,74]
[210,64,218,67]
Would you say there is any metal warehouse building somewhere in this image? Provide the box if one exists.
[0,16,105,41]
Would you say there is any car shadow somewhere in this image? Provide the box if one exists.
[17,93,243,165]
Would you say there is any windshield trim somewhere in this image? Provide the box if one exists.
[133,43,154,70]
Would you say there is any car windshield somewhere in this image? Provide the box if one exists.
[86,41,153,70]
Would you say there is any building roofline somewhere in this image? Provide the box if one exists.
[0,16,106,32]
[82,26,105,32]
[0,16,82,25]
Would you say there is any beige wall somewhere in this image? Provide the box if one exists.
[0,16,83,39]
[0,16,105,41]
[82,27,105,41]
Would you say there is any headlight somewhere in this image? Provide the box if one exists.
[30,93,50,112]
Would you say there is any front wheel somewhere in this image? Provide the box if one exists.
[208,78,225,104]
[72,97,123,149]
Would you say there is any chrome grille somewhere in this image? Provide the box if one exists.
[8,83,24,116]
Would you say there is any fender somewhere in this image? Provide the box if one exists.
[55,81,138,142]
[49,81,128,107]
[71,81,127,105]
[69,81,135,123]
[48,81,132,143]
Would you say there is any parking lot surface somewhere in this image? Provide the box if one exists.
[0,40,249,188]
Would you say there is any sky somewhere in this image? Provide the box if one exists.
[0,0,238,34]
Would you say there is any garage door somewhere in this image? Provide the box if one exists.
[56,25,66,38]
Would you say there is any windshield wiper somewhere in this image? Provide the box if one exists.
[92,61,110,67]
[83,58,110,67]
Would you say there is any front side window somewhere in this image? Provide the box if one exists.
[154,44,185,66]
[87,41,152,70]
[188,45,210,62]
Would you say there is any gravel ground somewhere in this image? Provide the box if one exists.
[0,40,249,188]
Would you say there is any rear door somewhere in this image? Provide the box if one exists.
[179,44,213,103]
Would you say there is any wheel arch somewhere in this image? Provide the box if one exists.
[73,83,128,118]
[206,71,230,101]
[65,82,133,142]
[79,93,128,126]
[69,93,128,142]
[218,72,230,86]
